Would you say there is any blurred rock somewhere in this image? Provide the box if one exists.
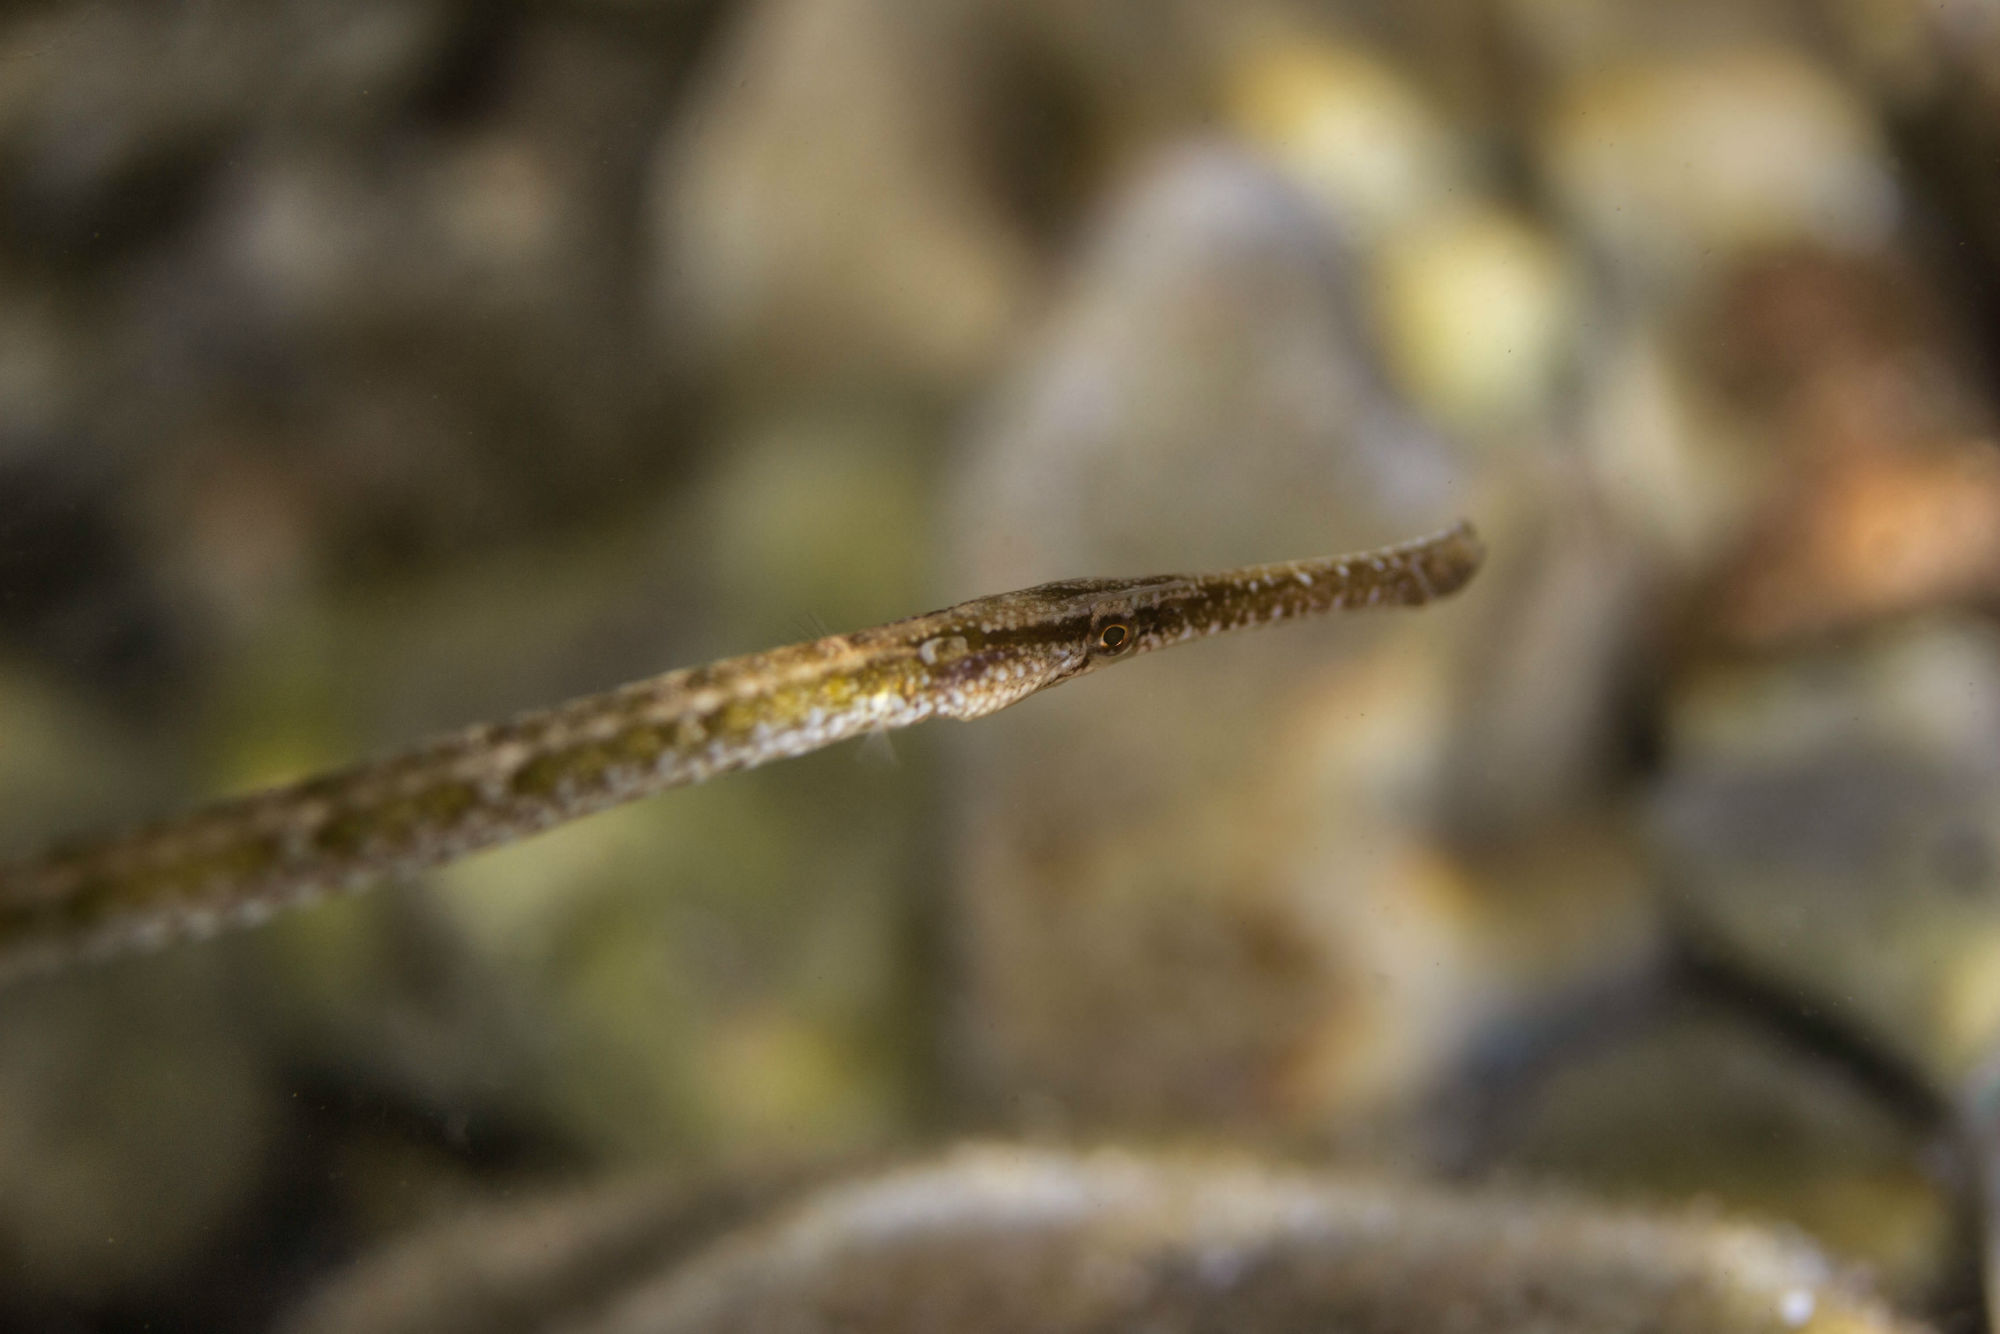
[1825,1,2000,340]
[1370,204,1579,433]
[0,662,158,864]
[1572,244,1997,653]
[1656,619,2000,1090]
[424,752,919,1160]
[0,953,272,1307]
[285,1164,825,1334]
[1696,250,1971,435]
[1223,32,1637,846]
[1220,26,1584,443]
[1503,0,1822,79]
[1824,0,1994,105]
[941,144,1654,1133]
[1691,250,2000,647]
[953,145,1459,582]
[1542,47,1897,288]
[1577,313,1768,576]
[652,0,1036,398]
[1490,1000,1956,1302]
[1435,478,1656,841]
[1222,36,1464,249]
[247,884,567,1156]
[178,14,679,572]
[574,1146,1917,1334]
[972,0,1231,152]
[0,1,261,259]
[1257,648,1662,1130]
[0,0,465,259]
[701,410,933,651]
[0,447,193,705]
[1709,440,2000,647]
[0,5,701,647]
[0,268,82,442]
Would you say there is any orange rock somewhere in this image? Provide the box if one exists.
[1713,442,2000,644]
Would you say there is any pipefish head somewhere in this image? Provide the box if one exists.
[909,522,1484,720]
[907,569,1297,719]
[897,574,1173,720]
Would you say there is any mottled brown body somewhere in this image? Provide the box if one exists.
[0,522,1482,980]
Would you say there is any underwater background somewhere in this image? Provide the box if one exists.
[3,2,2000,1330]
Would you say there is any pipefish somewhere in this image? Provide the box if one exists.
[0,521,1483,981]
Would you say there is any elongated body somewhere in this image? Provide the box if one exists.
[0,522,1482,979]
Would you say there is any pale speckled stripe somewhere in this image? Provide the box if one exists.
[0,521,1483,980]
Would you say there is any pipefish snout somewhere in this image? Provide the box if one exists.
[0,521,1483,980]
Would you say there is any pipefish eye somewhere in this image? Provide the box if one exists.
[1094,620,1133,654]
